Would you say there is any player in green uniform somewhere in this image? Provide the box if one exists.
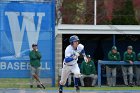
[122,46,136,87]
[106,46,121,86]
[80,55,97,87]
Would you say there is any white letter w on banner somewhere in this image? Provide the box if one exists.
[5,12,45,55]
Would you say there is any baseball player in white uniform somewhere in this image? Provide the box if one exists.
[59,35,88,93]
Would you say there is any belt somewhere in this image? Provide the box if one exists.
[64,63,74,66]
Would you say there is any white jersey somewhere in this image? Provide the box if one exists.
[64,44,84,65]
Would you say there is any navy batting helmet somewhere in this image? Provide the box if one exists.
[69,35,79,44]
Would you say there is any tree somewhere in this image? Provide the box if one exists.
[62,0,86,24]
[112,0,138,25]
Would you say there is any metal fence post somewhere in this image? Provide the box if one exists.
[98,60,101,87]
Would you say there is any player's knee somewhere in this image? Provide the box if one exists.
[128,73,134,76]
[74,73,81,78]
[123,74,127,77]
[94,75,98,79]
[31,73,35,76]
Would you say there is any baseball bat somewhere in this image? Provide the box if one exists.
[33,74,45,89]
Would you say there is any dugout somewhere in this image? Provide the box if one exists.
[56,25,140,86]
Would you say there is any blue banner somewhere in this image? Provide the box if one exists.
[0,1,55,84]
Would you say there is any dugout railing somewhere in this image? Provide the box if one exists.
[98,60,140,87]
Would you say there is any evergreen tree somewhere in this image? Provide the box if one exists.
[112,0,138,25]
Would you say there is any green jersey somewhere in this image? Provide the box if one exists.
[29,50,42,68]
[80,60,96,75]
[123,51,136,63]
[108,51,121,61]
[107,51,121,68]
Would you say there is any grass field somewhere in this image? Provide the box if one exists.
[0,78,140,91]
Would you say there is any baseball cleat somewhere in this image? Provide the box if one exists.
[59,88,63,93]
[75,86,80,93]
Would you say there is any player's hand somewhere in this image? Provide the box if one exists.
[73,55,78,60]
[114,56,117,60]
[84,56,88,63]
[74,51,80,57]
[129,60,133,64]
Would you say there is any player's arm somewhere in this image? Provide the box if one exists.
[81,49,86,56]
[92,61,96,74]
[81,49,88,62]
[132,52,136,62]
[65,55,78,63]
[77,44,85,56]
[117,52,121,61]
[77,44,88,62]
[108,51,113,60]
[65,56,75,63]
[29,52,37,60]
[123,52,130,62]
[64,48,78,63]
[35,51,42,59]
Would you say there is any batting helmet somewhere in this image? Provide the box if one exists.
[69,35,79,44]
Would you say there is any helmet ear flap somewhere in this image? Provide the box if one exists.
[70,42,73,45]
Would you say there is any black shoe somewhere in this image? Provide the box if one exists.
[59,88,63,93]
[129,83,133,87]
[75,86,80,92]
[37,85,42,88]
[30,85,33,88]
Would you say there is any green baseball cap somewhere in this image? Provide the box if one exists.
[127,46,133,50]
[112,46,117,50]
[87,55,91,58]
